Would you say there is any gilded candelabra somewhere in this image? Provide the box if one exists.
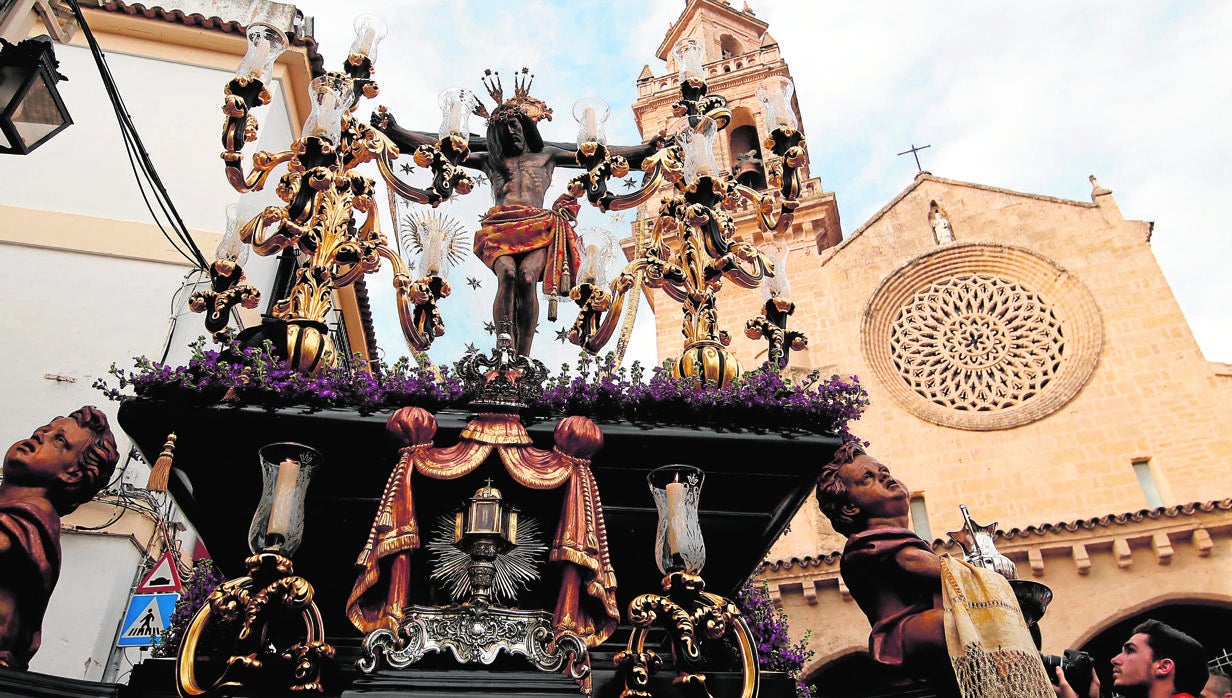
[177,443,334,696]
[743,241,808,370]
[204,17,474,372]
[567,40,809,387]
[615,466,760,698]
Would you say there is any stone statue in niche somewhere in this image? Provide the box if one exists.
[0,407,119,669]
[930,199,954,244]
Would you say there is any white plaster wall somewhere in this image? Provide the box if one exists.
[0,41,297,332]
[0,245,190,447]
[0,45,282,231]
[0,6,306,684]
[27,533,143,681]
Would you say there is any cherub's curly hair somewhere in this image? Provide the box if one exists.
[815,441,867,537]
[50,406,119,515]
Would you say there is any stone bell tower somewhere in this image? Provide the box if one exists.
[628,0,842,372]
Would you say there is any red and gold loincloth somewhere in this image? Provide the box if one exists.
[474,194,581,296]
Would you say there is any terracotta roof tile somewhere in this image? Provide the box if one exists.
[975,498,1232,543]
[764,499,1232,569]
[96,1,325,76]
[762,551,839,572]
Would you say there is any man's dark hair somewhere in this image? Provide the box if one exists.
[485,108,543,169]
[51,406,120,515]
[1207,669,1232,697]
[815,440,867,537]
[1132,619,1208,695]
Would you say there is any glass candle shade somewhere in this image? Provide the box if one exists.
[437,88,477,145]
[216,203,250,266]
[248,442,322,556]
[756,76,799,132]
[301,74,353,145]
[236,23,288,84]
[673,115,720,188]
[348,14,388,63]
[576,227,617,286]
[758,241,790,301]
[572,97,610,147]
[672,37,705,84]
[648,465,705,575]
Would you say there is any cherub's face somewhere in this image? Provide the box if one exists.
[4,417,90,484]
[837,454,909,520]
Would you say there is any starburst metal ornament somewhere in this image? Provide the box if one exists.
[467,276,482,290]
[426,512,546,605]
[359,483,589,691]
[398,209,470,279]
[400,162,415,175]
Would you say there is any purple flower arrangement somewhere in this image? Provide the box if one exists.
[95,339,468,415]
[736,580,817,697]
[530,353,868,439]
[96,340,868,438]
[152,559,227,658]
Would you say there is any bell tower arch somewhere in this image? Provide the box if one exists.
[628,0,843,370]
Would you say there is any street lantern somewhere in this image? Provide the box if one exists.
[0,35,71,155]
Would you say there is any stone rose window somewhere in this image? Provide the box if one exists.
[862,243,1103,430]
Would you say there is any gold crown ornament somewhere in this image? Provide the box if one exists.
[472,67,553,124]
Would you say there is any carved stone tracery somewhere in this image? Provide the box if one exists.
[863,243,1103,431]
[890,274,1065,412]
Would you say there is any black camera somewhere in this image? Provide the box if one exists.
[1041,648,1095,696]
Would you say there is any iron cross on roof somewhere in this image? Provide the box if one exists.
[897,143,931,173]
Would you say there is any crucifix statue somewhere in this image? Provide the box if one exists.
[373,68,661,357]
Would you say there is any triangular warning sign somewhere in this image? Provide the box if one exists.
[136,552,181,593]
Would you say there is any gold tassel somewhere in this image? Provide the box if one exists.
[146,433,176,492]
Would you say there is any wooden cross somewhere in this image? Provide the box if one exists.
[897,143,931,173]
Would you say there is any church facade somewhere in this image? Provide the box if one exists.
[629,2,1232,693]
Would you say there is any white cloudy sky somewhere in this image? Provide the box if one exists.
[285,0,1231,367]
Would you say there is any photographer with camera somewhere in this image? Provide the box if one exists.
[1055,619,1207,698]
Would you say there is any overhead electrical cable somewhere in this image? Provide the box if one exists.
[66,0,210,269]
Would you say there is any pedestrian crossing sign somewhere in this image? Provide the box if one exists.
[117,592,179,647]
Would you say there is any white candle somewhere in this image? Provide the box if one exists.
[354,27,377,57]
[582,107,598,142]
[266,457,300,543]
[665,478,686,559]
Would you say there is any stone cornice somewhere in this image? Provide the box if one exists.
[760,500,1232,598]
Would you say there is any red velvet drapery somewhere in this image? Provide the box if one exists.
[346,408,617,647]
